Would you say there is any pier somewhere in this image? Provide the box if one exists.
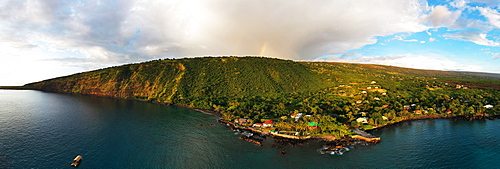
[351,128,380,143]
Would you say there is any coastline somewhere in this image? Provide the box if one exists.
[161,103,223,117]
[217,118,376,155]
[217,113,499,146]
[217,118,364,145]
[368,114,500,132]
[18,89,499,146]
[0,86,35,90]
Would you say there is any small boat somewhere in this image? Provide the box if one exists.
[71,155,82,167]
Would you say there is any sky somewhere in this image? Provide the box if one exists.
[0,0,499,85]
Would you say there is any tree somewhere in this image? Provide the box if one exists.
[466,107,475,115]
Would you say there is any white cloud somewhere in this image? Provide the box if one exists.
[470,0,500,6]
[476,7,500,29]
[450,0,467,8]
[392,34,410,41]
[0,43,84,85]
[493,53,500,60]
[3,0,500,84]
[424,5,462,28]
[444,30,500,46]
[325,54,483,72]
[339,52,362,59]
[404,39,420,42]
[0,0,429,63]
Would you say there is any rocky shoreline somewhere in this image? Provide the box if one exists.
[187,105,498,144]
[215,113,499,155]
[217,118,379,155]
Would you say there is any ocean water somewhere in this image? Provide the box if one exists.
[0,90,499,168]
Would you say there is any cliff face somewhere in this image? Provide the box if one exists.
[26,57,324,104]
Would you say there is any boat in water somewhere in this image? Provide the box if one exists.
[71,155,82,167]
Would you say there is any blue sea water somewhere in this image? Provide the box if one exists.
[0,90,499,168]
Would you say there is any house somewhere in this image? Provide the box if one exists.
[382,92,387,95]
[294,113,303,122]
[484,105,494,109]
[234,118,251,125]
[307,122,319,129]
[360,112,367,116]
[414,110,422,115]
[263,120,275,128]
[361,91,367,94]
[445,110,453,114]
[374,97,380,101]
[403,105,411,110]
[382,116,389,120]
[382,105,390,108]
[291,113,303,119]
[253,123,263,127]
[356,117,368,124]
[371,81,377,84]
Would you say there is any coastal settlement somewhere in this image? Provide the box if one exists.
[219,80,498,145]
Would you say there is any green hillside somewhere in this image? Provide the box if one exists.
[26,57,324,106]
[26,56,500,138]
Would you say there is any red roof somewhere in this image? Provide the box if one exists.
[264,120,274,124]
[254,123,263,125]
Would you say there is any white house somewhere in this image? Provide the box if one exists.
[356,117,368,124]
[382,116,389,120]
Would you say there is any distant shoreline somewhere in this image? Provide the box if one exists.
[368,114,500,132]
[0,86,35,90]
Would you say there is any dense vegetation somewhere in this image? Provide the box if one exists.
[26,56,500,139]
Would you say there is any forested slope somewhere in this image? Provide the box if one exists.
[26,57,324,107]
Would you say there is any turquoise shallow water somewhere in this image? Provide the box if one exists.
[0,90,499,168]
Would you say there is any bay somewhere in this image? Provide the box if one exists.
[0,90,498,168]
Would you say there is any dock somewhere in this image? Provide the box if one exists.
[351,128,380,143]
